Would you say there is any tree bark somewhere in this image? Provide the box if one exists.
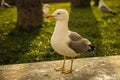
[16,0,43,31]
[94,0,99,6]
[71,0,90,7]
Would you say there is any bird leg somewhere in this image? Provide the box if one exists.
[55,56,66,71]
[62,57,73,74]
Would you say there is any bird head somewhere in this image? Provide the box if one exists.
[46,9,69,21]
[99,0,104,5]
[43,4,50,9]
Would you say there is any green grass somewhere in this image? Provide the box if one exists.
[0,0,120,65]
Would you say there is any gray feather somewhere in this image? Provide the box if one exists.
[68,32,91,53]
[1,0,11,8]
[99,0,117,15]
[69,32,82,41]
[100,5,112,13]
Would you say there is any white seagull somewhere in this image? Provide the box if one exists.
[42,4,50,18]
[47,9,94,73]
[1,0,11,8]
[98,0,117,15]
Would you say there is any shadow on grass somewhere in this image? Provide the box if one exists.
[0,26,41,65]
[69,7,103,58]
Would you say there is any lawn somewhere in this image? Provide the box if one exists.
[0,0,120,65]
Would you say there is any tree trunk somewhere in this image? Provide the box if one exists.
[94,0,99,6]
[71,0,90,7]
[16,0,43,31]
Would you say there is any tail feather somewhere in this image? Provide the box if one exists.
[87,45,95,52]
[1,3,11,8]
[110,11,117,15]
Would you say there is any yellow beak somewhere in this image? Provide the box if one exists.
[45,14,53,18]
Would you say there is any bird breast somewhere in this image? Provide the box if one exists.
[50,33,77,57]
[50,32,68,51]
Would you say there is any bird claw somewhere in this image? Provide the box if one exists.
[54,67,65,71]
[55,67,72,73]
[62,69,72,74]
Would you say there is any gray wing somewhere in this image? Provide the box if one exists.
[68,32,90,53]
[68,31,82,41]
[100,5,112,13]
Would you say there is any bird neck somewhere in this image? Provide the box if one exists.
[54,20,69,35]
[45,8,49,11]
[43,8,49,12]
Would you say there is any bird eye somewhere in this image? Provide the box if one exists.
[57,13,60,15]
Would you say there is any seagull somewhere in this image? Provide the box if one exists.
[47,9,94,73]
[98,0,117,15]
[1,0,11,8]
[42,4,50,18]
